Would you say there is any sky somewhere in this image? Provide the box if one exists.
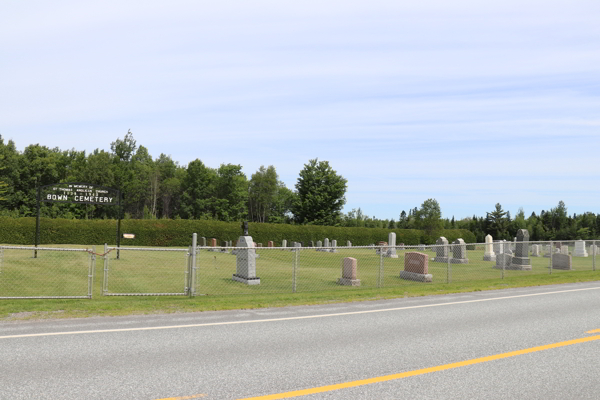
[2,0,599,221]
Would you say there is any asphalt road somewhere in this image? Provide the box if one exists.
[1,282,599,400]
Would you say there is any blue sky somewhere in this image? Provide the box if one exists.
[2,0,599,220]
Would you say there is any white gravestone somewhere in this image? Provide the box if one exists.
[483,234,496,261]
[573,240,588,257]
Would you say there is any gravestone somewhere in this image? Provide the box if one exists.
[347,240,352,247]
[267,241,274,248]
[450,238,468,264]
[316,240,323,251]
[573,240,588,257]
[386,232,398,258]
[338,257,361,286]
[503,240,512,254]
[418,244,426,251]
[331,240,338,253]
[282,239,287,248]
[552,253,573,270]
[543,244,552,257]
[561,246,569,255]
[294,242,301,248]
[220,240,229,253]
[376,241,388,255]
[200,237,207,247]
[400,252,432,282]
[493,240,503,255]
[233,235,260,285]
[310,241,315,248]
[509,229,532,270]
[208,238,220,252]
[433,236,449,263]
[494,253,513,269]
[531,244,541,257]
[324,238,330,249]
[483,234,496,261]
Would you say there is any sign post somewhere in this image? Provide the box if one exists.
[35,182,121,257]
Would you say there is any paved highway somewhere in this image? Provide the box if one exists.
[1,282,599,399]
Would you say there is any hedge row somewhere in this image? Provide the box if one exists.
[0,217,476,247]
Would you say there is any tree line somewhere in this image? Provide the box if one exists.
[0,132,347,225]
[1,133,598,241]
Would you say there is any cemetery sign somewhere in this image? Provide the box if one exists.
[35,182,123,258]
[40,182,120,206]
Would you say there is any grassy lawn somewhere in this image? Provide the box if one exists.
[0,244,598,320]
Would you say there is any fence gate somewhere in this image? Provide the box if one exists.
[0,246,94,299]
[102,246,193,296]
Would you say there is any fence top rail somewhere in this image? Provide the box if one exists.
[107,246,187,252]
[0,245,90,252]
[195,239,597,251]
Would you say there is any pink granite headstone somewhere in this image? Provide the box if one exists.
[210,238,217,247]
[268,241,274,247]
[401,252,432,282]
[338,257,360,286]
[405,252,429,274]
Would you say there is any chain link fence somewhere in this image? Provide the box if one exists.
[0,238,597,298]
[194,239,599,295]
[0,245,95,299]
[103,245,191,296]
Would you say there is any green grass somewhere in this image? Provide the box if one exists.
[0,244,598,321]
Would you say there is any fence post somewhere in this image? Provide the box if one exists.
[447,244,451,283]
[593,240,596,272]
[292,248,298,293]
[189,233,197,298]
[378,247,383,288]
[549,241,553,275]
[88,246,95,299]
[103,243,108,295]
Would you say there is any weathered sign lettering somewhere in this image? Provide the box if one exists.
[40,183,120,205]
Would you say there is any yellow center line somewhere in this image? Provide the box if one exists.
[238,334,600,400]
[156,394,206,400]
[586,329,600,334]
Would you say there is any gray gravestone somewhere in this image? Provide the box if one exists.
[331,240,338,253]
[347,240,352,247]
[552,253,573,270]
[434,236,449,263]
[493,240,503,255]
[543,244,552,257]
[509,229,532,270]
[450,238,468,264]
[494,253,513,269]
[233,236,260,285]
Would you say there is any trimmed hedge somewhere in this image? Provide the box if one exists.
[0,217,476,247]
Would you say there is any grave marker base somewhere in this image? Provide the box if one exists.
[337,278,361,286]
[400,271,432,282]
[232,274,261,285]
